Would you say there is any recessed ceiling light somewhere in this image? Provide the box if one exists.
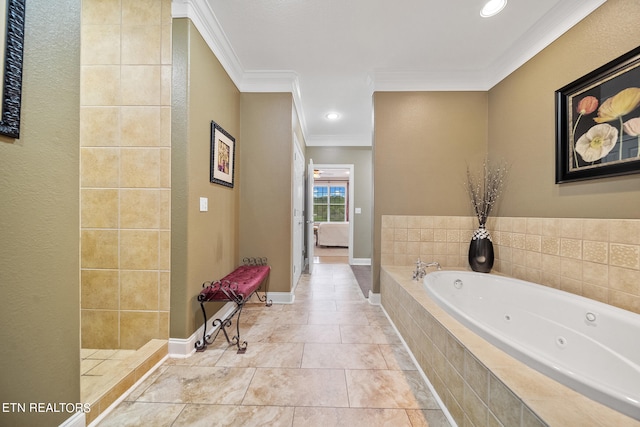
[325,112,340,120]
[480,0,507,17]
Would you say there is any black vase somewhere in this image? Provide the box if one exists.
[468,225,494,273]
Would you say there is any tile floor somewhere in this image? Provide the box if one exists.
[95,263,451,426]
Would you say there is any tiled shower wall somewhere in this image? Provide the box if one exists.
[80,0,172,349]
[381,215,640,315]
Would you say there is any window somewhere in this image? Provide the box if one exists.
[313,183,347,222]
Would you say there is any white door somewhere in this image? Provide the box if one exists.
[306,159,315,274]
[293,139,305,285]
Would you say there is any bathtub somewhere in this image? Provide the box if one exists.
[423,271,640,420]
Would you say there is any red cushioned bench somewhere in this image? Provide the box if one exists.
[195,257,272,353]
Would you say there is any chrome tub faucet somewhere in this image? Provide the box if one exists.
[412,258,441,280]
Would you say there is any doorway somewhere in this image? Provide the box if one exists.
[308,163,355,266]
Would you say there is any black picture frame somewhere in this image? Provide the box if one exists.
[555,45,640,183]
[210,121,235,188]
[0,0,25,139]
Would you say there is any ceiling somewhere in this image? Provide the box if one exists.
[173,0,606,147]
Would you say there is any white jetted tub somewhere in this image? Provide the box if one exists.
[423,271,640,420]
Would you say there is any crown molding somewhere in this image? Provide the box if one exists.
[172,0,244,88]
[172,0,309,142]
[484,0,606,89]
[372,0,606,92]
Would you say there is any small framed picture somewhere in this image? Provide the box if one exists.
[555,46,640,183]
[210,121,235,188]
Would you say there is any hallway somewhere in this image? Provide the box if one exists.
[95,263,451,426]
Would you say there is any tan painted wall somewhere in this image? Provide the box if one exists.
[240,93,295,293]
[171,19,241,338]
[373,91,489,290]
[489,0,640,219]
[0,1,81,426]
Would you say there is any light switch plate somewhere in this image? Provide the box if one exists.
[199,197,208,212]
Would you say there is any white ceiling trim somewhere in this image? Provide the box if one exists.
[373,0,607,92]
[483,0,607,89]
[172,0,310,142]
[172,0,245,88]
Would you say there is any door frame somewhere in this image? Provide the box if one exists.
[309,163,355,265]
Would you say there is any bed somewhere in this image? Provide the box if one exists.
[317,222,349,247]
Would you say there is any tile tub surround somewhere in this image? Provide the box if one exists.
[380,266,640,427]
[380,216,640,315]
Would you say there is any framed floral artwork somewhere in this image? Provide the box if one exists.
[210,121,235,188]
[555,46,640,183]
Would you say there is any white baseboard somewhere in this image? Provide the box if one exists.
[168,295,294,358]
[368,291,381,305]
[266,291,295,304]
[168,301,236,358]
[351,258,371,265]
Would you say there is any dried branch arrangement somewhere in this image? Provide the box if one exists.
[465,160,509,226]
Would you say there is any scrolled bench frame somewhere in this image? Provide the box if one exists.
[195,257,272,353]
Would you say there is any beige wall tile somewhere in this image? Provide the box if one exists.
[489,376,521,427]
[120,311,159,349]
[526,218,542,235]
[583,240,608,264]
[512,217,527,234]
[582,261,608,287]
[159,230,171,270]
[160,189,171,229]
[81,65,121,106]
[121,107,162,146]
[582,283,608,304]
[609,291,640,314]
[161,25,172,65]
[81,230,119,269]
[609,220,640,245]
[81,310,119,348]
[81,147,120,187]
[120,230,159,270]
[120,270,159,310]
[560,219,582,239]
[121,25,161,65]
[525,234,541,252]
[511,233,526,250]
[122,0,162,25]
[381,215,394,228]
[82,0,122,25]
[120,189,160,228]
[608,266,640,294]
[82,25,121,65]
[81,269,119,309]
[160,107,171,145]
[610,244,640,269]
[82,189,119,228]
[121,65,161,105]
[541,218,560,237]
[582,219,609,242]
[541,236,560,255]
[120,148,161,188]
[80,107,121,147]
[560,238,582,260]
[159,271,171,311]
